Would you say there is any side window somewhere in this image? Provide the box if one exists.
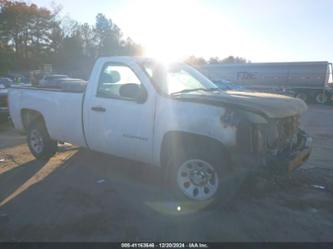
[97,63,142,100]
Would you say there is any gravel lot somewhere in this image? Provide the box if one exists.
[0,105,332,242]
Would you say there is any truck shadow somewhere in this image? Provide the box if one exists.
[0,148,79,210]
[0,146,268,218]
[0,147,332,241]
[0,147,290,211]
[0,159,48,204]
[0,146,324,211]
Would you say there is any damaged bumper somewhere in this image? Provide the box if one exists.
[232,130,312,175]
[287,132,312,171]
[267,130,312,173]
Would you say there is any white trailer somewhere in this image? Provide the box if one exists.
[199,61,333,104]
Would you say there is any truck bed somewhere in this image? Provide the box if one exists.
[11,79,87,93]
[9,85,87,147]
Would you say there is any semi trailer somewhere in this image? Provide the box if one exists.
[199,61,333,104]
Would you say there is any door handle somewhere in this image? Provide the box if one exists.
[91,106,106,112]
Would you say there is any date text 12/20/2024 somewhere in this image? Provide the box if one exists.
[121,242,208,248]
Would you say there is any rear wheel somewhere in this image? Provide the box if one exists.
[27,122,57,159]
[315,92,328,104]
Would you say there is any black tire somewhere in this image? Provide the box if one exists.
[165,145,244,209]
[315,92,328,104]
[295,92,308,102]
[27,122,57,159]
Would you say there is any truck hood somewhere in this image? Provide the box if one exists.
[174,90,307,119]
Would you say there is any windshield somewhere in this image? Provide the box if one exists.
[140,60,218,95]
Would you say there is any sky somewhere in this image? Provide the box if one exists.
[31,0,333,63]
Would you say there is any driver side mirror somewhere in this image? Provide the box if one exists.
[119,83,147,103]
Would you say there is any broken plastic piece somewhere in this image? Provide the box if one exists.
[96,179,105,184]
[311,184,325,190]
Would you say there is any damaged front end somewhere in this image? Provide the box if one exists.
[229,109,312,175]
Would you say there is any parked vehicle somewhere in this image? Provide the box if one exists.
[2,74,30,84]
[39,74,68,87]
[0,77,13,87]
[9,57,312,206]
[0,77,13,121]
[199,61,333,104]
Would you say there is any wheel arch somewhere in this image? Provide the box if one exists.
[21,109,46,131]
[160,131,231,170]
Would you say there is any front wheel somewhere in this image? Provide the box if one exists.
[166,147,242,209]
[176,159,220,201]
[27,122,57,159]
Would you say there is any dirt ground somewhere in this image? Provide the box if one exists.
[0,105,332,242]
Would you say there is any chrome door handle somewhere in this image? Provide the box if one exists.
[91,106,106,112]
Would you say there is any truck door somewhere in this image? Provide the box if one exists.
[83,60,155,164]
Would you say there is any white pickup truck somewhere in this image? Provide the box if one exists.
[9,56,312,204]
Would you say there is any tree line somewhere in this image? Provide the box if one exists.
[0,0,249,79]
[0,0,143,79]
[185,55,250,66]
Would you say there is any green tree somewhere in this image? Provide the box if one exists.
[208,56,250,64]
[0,1,146,77]
[0,0,61,70]
[184,55,207,66]
[0,42,14,73]
[95,13,118,56]
[121,37,144,56]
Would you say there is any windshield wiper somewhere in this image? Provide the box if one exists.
[170,87,220,96]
